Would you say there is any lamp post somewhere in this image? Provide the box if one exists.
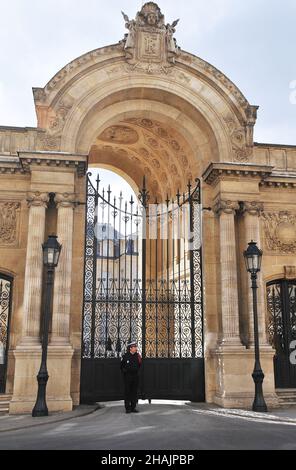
[32,235,62,417]
[243,240,268,412]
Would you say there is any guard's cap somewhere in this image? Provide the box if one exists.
[127,341,137,348]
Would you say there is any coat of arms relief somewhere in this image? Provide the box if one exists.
[121,2,180,74]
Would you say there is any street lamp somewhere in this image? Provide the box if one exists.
[32,235,62,417]
[244,240,268,412]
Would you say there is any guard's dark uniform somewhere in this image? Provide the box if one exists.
[120,350,142,412]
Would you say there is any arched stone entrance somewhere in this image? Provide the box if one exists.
[5,2,292,413]
[80,162,204,403]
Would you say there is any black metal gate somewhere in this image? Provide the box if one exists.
[80,173,205,403]
[267,280,296,388]
[0,274,13,394]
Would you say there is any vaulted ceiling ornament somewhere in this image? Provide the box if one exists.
[121,2,180,74]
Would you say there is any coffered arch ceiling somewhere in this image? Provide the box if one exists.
[89,116,196,200]
[77,86,222,200]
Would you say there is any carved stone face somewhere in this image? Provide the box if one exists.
[147,12,157,25]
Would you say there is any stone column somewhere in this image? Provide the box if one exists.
[50,193,76,345]
[214,200,241,346]
[20,191,49,345]
[242,202,268,345]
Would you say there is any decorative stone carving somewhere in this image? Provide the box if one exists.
[223,115,252,162]
[284,266,296,279]
[214,200,239,215]
[0,202,21,245]
[99,125,139,145]
[32,87,47,103]
[144,166,152,177]
[148,137,158,148]
[262,211,296,254]
[242,201,264,216]
[157,127,168,139]
[128,117,186,161]
[27,192,49,208]
[171,164,178,176]
[37,97,74,151]
[54,193,76,209]
[121,3,180,74]
[182,55,250,111]
[246,105,259,146]
[170,140,180,151]
[139,147,150,159]
[38,135,61,151]
[181,155,188,167]
[48,99,73,133]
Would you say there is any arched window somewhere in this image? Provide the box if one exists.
[267,279,296,389]
[0,274,13,393]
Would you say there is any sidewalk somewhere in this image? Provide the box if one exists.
[187,402,296,425]
[1,401,296,433]
[0,405,99,433]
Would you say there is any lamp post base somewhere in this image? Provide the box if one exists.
[32,408,49,417]
[32,370,49,417]
[252,368,268,413]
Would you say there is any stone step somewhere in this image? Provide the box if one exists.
[276,389,296,406]
[0,404,9,413]
[0,394,12,402]
[0,394,12,413]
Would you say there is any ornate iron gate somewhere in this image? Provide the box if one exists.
[267,280,296,388]
[0,274,13,394]
[80,173,205,403]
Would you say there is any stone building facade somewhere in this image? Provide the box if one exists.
[0,3,295,413]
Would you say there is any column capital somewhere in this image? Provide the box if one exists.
[54,193,76,209]
[213,199,239,215]
[27,191,49,208]
[241,201,264,216]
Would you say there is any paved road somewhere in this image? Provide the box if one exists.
[0,402,296,450]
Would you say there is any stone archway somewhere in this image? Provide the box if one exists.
[10,2,280,414]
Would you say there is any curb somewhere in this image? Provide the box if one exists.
[187,404,296,425]
[0,405,103,434]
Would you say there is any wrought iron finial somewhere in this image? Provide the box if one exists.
[187,180,192,198]
[96,174,100,192]
[107,185,111,202]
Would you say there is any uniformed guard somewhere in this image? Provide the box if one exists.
[120,341,142,413]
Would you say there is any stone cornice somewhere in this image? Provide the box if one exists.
[254,142,296,150]
[0,125,41,133]
[18,151,88,177]
[0,155,27,174]
[203,162,274,186]
[259,174,296,189]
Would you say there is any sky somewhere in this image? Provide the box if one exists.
[89,168,139,203]
[0,0,295,148]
